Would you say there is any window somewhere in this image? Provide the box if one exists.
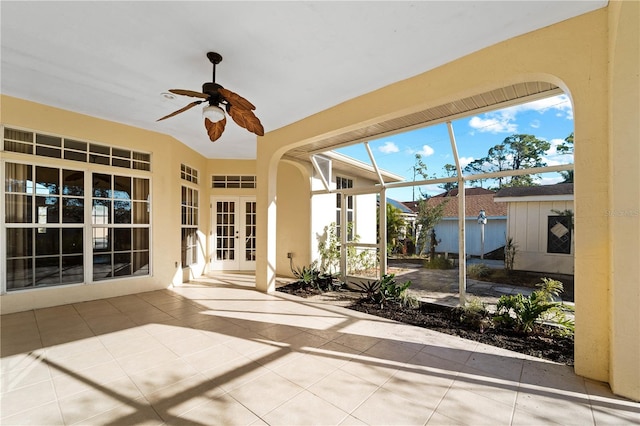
[336,176,354,240]
[547,215,572,254]
[5,164,84,289]
[181,186,199,266]
[3,127,151,171]
[3,162,151,291]
[91,173,150,281]
[212,175,256,188]
[181,164,198,184]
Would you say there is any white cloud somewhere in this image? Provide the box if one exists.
[468,115,518,134]
[542,138,573,166]
[468,94,573,134]
[378,141,399,154]
[418,144,435,156]
[530,119,540,129]
[458,156,474,168]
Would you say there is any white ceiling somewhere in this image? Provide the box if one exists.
[1,1,607,159]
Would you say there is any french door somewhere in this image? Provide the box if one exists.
[210,196,256,271]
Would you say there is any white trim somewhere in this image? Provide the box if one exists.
[495,195,574,203]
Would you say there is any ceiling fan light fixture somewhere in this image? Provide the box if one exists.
[202,105,225,122]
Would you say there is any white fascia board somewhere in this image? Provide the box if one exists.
[324,151,404,182]
[495,195,574,203]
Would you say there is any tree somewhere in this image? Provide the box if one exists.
[385,203,406,254]
[439,164,458,191]
[411,153,434,200]
[558,132,574,183]
[464,134,551,189]
[557,132,574,154]
[415,198,447,255]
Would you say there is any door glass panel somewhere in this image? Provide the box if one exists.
[245,202,256,262]
[216,201,236,261]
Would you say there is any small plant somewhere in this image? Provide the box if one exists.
[467,263,492,280]
[424,256,453,270]
[291,260,343,292]
[493,278,574,335]
[456,297,492,333]
[352,273,415,308]
[504,237,518,273]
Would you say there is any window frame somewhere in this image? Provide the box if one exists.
[2,128,153,293]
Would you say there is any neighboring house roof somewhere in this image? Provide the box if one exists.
[403,188,507,218]
[494,183,574,202]
[431,187,495,197]
[494,183,573,198]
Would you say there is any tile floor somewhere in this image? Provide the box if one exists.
[1,274,639,425]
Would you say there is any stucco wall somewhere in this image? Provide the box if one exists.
[257,6,639,400]
[1,95,209,313]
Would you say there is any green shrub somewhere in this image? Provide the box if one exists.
[456,297,492,333]
[291,261,343,292]
[352,274,416,308]
[424,256,454,270]
[493,278,574,335]
[467,263,492,279]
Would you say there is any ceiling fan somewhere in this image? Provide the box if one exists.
[157,52,264,142]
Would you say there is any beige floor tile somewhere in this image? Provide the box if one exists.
[332,333,381,352]
[74,398,164,426]
[307,369,379,413]
[339,415,368,425]
[46,346,114,376]
[351,387,434,425]
[101,332,164,359]
[52,359,128,399]
[115,345,180,376]
[434,386,515,425]
[0,379,57,419]
[182,343,247,372]
[1,277,636,426]
[145,374,224,421]
[256,323,304,342]
[425,411,466,425]
[514,390,595,426]
[129,358,200,396]
[228,371,305,417]
[177,393,262,425]
[263,389,350,425]
[0,401,63,425]
[272,353,339,388]
[338,355,400,387]
[57,376,143,424]
[381,365,454,406]
[1,356,51,393]
[202,357,272,393]
[463,350,525,382]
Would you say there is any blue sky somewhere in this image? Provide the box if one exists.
[335,94,575,202]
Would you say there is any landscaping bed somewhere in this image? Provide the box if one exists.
[276,283,574,365]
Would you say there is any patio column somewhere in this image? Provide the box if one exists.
[447,121,466,305]
[256,141,281,293]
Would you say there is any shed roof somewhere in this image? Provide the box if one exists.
[494,183,573,198]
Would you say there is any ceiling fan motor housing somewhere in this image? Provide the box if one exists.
[202,82,223,105]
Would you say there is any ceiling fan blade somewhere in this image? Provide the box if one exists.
[204,116,226,142]
[156,100,204,121]
[227,105,264,136]
[169,89,209,99]
[218,87,256,111]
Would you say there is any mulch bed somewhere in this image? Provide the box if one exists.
[277,284,574,365]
